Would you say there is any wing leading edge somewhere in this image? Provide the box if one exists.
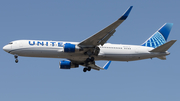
[78,6,133,47]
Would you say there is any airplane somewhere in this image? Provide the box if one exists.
[3,6,177,72]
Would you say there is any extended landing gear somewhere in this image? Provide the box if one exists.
[14,55,18,63]
[82,47,99,72]
[86,57,94,62]
[83,67,91,72]
[15,59,18,63]
[83,57,94,72]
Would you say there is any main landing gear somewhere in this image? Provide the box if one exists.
[82,47,100,72]
[86,57,94,62]
[83,57,94,72]
[83,67,91,72]
[14,55,18,63]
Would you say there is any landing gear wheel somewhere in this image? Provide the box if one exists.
[83,68,87,72]
[87,67,91,71]
[15,59,18,63]
[90,57,94,62]
[86,57,94,62]
[14,55,19,63]
[14,55,18,59]
[83,67,91,72]
[86,58,91,62]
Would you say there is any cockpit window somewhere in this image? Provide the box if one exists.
[8,42,13,44]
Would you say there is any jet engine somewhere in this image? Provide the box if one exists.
[59,60,79,69]
[63,43,81,53]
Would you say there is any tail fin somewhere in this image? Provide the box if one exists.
[141,23,173,48]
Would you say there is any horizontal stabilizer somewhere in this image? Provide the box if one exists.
[150,40,177,52]
[157,56,166,60]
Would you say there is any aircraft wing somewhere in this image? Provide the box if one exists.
[78,6,133,47]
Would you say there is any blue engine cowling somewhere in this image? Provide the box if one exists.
[64,43,75,52]
[59,60,71,69]
[59,60,79,69]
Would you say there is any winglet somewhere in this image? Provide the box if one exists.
[103,61,111,70]
[119,6,133,20]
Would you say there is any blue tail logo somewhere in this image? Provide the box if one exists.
[141,23,173,48]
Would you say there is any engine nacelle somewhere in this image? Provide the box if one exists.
[63,43,81,53]
[59,60,79,69]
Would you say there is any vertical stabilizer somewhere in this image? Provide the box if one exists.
[141,23,173,48]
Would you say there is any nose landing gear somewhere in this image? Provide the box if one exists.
[14,55,18,63]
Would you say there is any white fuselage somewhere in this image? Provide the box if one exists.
[3,40,169,62]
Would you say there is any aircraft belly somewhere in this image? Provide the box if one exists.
[98,47,153,61]
[10,47,61,58]
[10,47,88,61]
[98,48,138,61]
[97,54,140,61]
[97,51,167,61]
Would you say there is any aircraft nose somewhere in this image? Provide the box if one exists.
[3,45,11,53]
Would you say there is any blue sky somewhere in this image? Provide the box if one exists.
[0,0,180,101]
